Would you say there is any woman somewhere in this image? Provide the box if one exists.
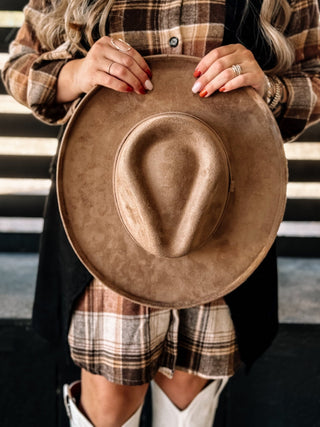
[2,0,320,426]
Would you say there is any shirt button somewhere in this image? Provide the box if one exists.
[169,37,179,48]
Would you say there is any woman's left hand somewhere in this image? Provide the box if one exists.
[192,44,266,98]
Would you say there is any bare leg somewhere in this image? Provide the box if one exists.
[154,370,209,410]
[80,368,149,427]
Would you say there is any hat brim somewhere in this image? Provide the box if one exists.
[57,55,287,308]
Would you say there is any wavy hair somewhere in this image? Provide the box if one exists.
[33,0,294,73]
[33,0,114,54]
[255,0,295,73]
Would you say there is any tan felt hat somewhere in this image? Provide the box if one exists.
[57,55,288,308]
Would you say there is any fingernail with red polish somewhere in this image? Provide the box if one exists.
[199,90,208,98]
[193,69,202,78]
[139,87,147,94]
[219,87,226,92]
[126,86,133,92]
[146,69,152,78]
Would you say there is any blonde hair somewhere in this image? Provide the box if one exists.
[258,0,295,73]
[34,0,294,73]
[34,0,115,54]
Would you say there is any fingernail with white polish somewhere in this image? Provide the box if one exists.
[144,79,153,91]
[192,81,202,94]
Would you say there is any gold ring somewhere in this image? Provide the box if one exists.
[110,38,132,52]
[231,64,242,77]
[107,61,114,75]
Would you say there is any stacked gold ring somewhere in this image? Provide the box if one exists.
[231,64,242,77]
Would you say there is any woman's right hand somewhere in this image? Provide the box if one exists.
[56,36,153,103]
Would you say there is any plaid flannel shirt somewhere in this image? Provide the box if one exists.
[2,0,320,142]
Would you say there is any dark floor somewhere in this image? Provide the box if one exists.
[0,322,319,427]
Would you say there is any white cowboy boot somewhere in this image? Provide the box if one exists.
[151,377,228,427]
[63,381,93,427]
[63,381,143,427]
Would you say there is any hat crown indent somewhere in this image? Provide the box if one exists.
[114,113,230,258]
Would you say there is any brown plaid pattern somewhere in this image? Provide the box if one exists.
[68,279,240,385]
[2,0,320,140]
[108,0,225,56]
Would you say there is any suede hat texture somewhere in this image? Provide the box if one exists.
[57,55,288,308]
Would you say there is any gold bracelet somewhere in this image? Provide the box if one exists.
[263,75,283,111]
[263,74,272,104]
[269,76,282,110]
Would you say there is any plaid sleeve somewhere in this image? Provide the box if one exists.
[1,0,80,125]
[277,0,320,142]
